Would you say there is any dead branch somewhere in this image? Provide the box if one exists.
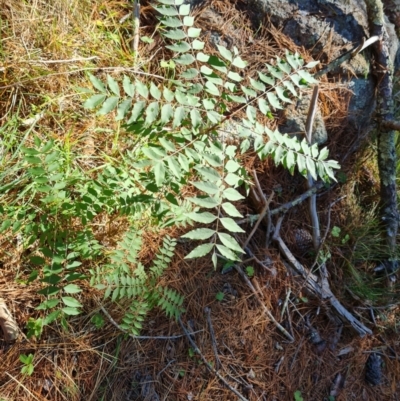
[272,217,372,337]
[381,120,400,131]
[243,192,274,249]
[238,182,325,225]
[204,307,222,371]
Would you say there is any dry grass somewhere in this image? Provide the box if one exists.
[0,0,400,400]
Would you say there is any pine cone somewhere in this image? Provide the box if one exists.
[365,353,382,386]
[294,228,313,255]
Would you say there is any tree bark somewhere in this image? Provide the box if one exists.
[365,0,399,255]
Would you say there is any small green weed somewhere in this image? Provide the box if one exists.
[19,354,35,376]
[245,266,255,277]
[91,313,105,329]
[215,292,225,302]
[293,390,304,401]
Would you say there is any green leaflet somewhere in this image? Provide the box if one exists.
[187,196,219,208]
[159,137,176,152]
[219,217,245,233]
[187,27,201,37]
[186,212,217,224]
[62,296,82,308]
[173,106,186,127]
[166,41,191,53]
[218,233,244,253]
[107,75,120,96]
[83,94,106,109]
[163,29,186,40]
[216,244,240,261]
[116,99,132,121]
[135,80,149,99]
[154,6,180,16]
[185,243,214,259]
[225,160,241,173]
[150,83,161,100]
[127,100,146,123]
[217,45,233,62]
[161,103,174,123]
[162,16,183,27]
[123,75,135,97]
[221,202,243,217]
[145,102,160,126]
[181,228,215,240]
[88,73,106,92]
[183,16,194,26]
[192,39,204,50]
[223,188,244,201]
[97,97,119,115]
[191,181,220,195]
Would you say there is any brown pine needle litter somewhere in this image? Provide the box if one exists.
[1,0,400,400]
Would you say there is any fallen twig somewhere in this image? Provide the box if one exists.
[31,56,99,64]
[381,120,400,131]
[178,317,249,401]
[272,217,372,336]
[238,182,325,225]
[205,307,222,371]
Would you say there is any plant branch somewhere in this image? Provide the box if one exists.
[0,66,165,91]
[305,85,321,252]
[100,304,196,340]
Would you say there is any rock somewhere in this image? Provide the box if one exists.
[244,0,397,131]
[280,94,328,144]
[347,76,376,128]
[248,0,368,57]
